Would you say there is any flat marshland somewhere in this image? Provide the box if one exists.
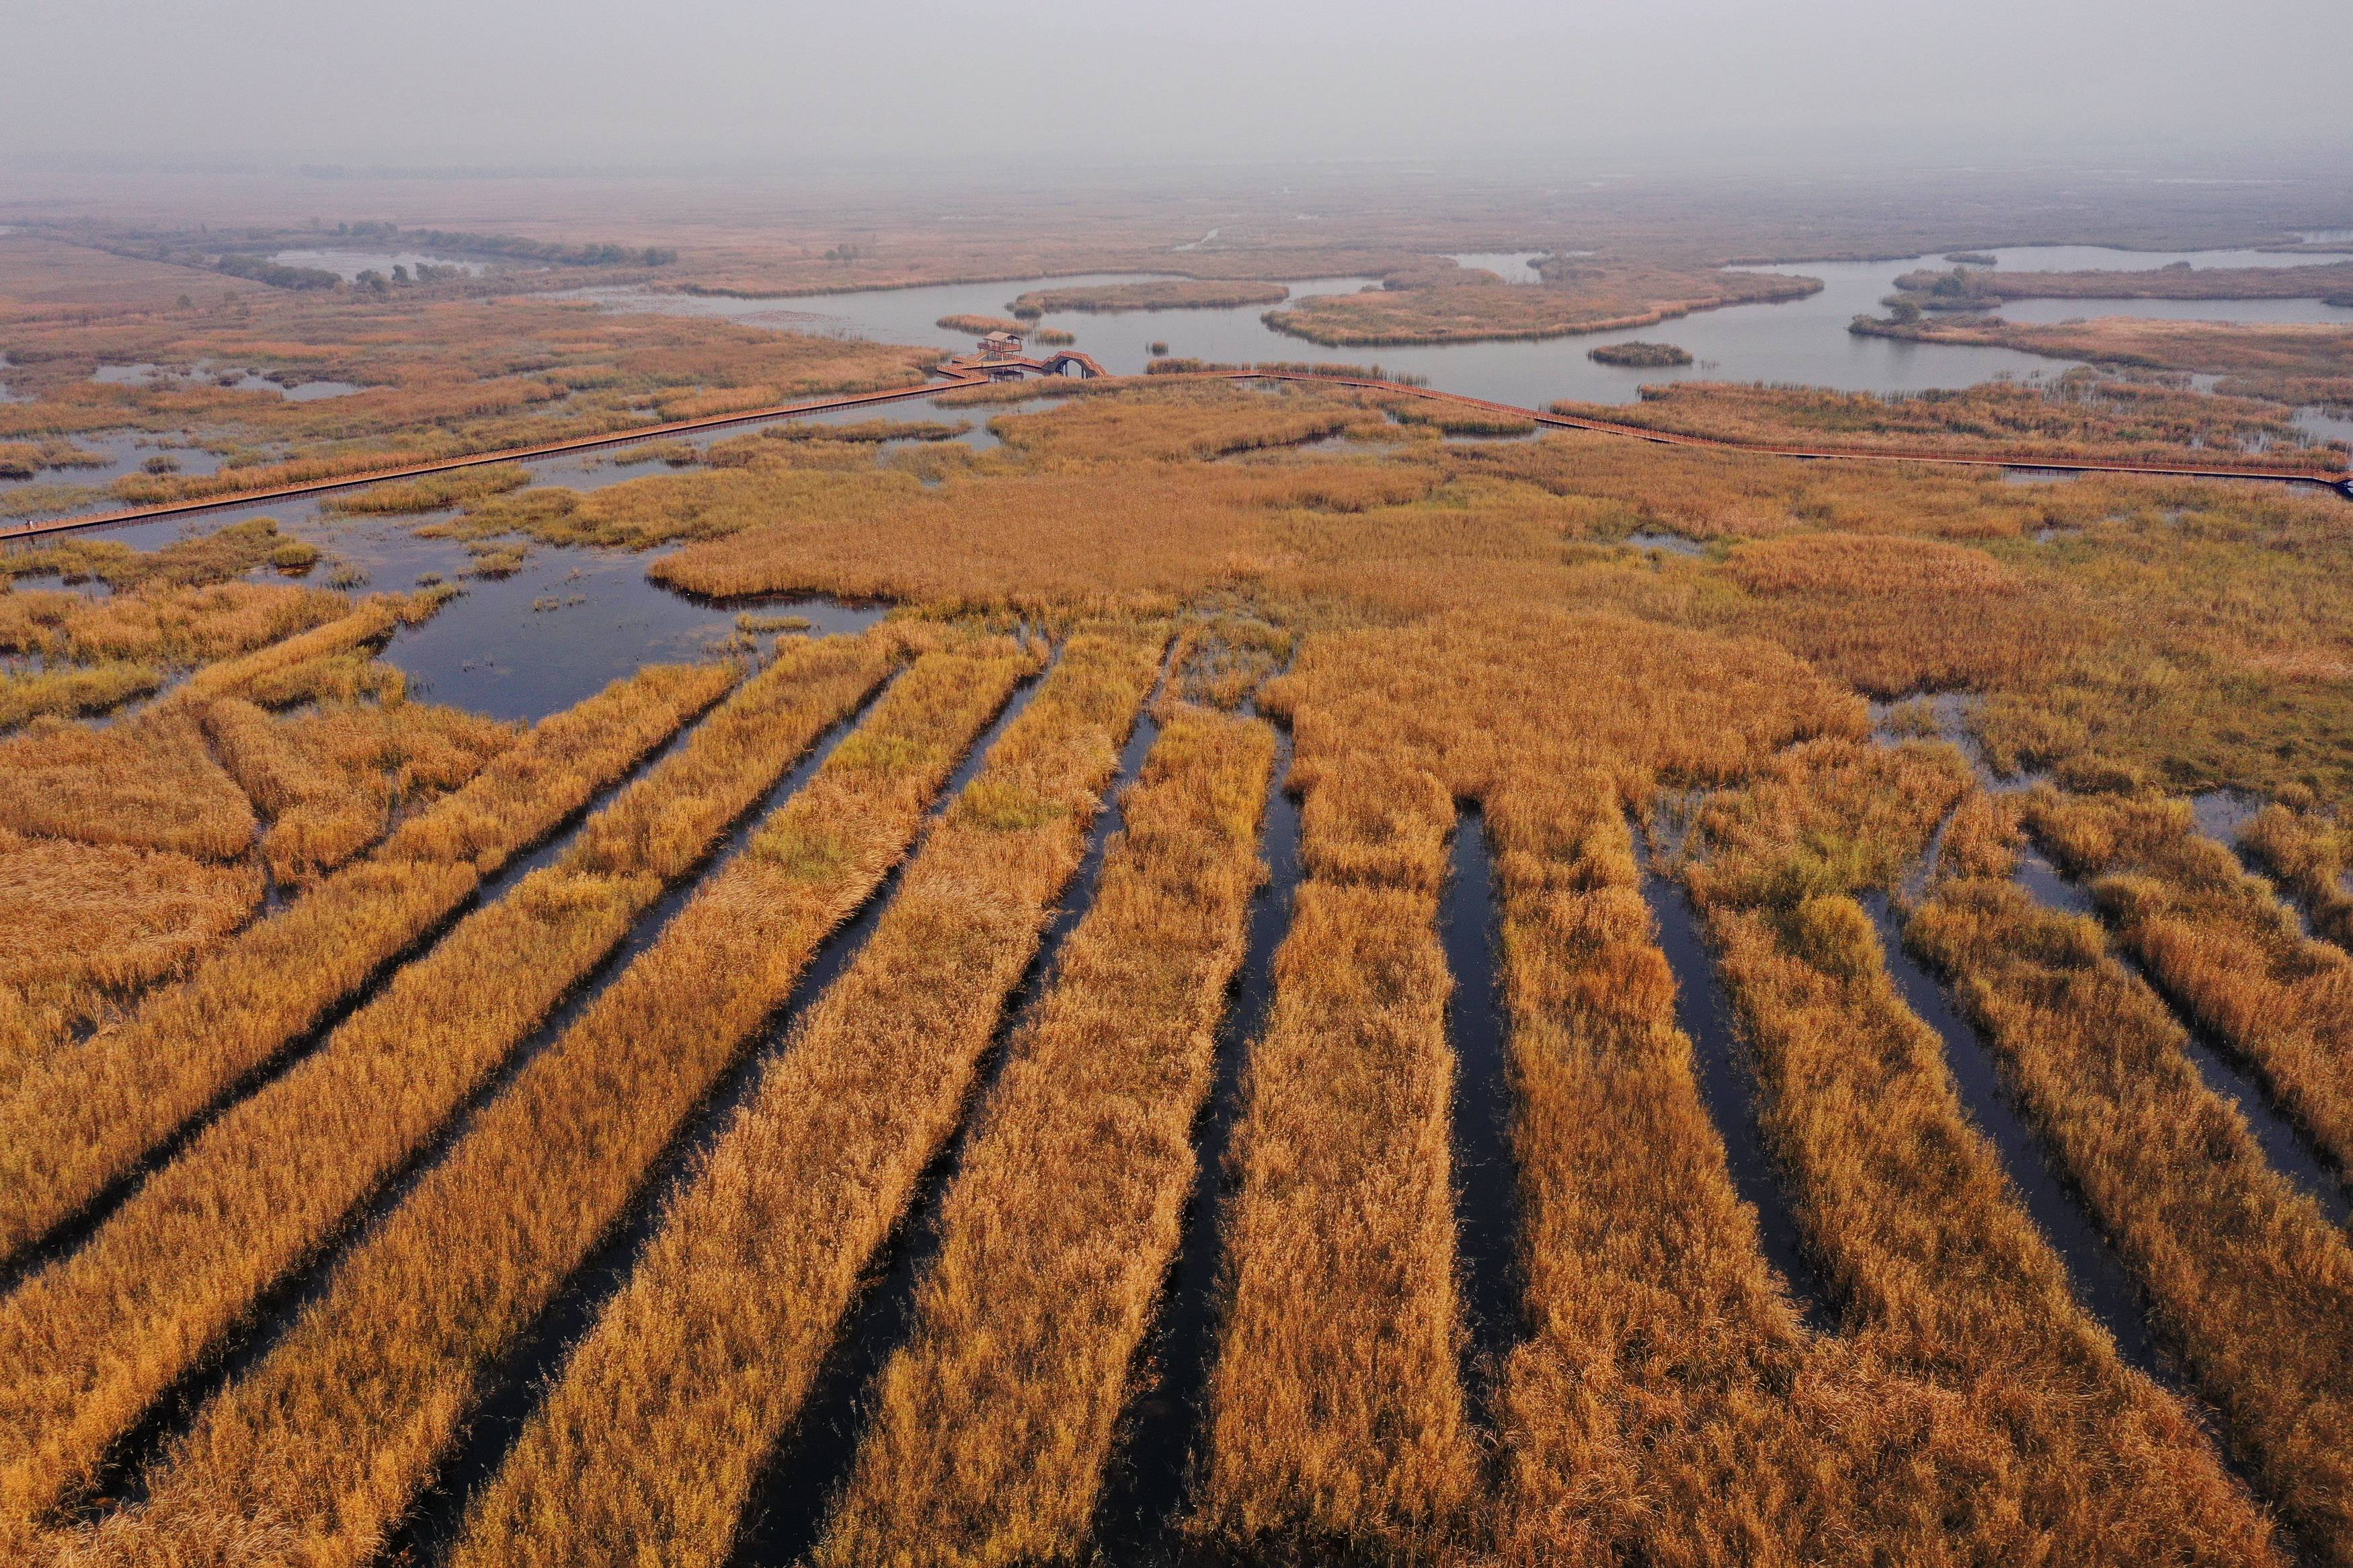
[7,190,2353,1567]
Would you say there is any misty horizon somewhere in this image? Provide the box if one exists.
[7,0,2348,179]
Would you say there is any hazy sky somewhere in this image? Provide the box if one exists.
[8,0,2348,174]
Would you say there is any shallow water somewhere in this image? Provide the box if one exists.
[1443,251,1548,284]
[87,362,359,401]
[567,244,2352,415]
[1092,719,1301,1553]
[1863,894,2163,1375]
[0,430,227,495]
[1638,842,1831,1323]
[1439,807,1519,1417]
[2189,787,2264,842]
[7,473,879,725]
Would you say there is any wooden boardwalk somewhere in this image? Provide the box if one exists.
[9,354,2346,542]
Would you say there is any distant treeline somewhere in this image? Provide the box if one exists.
[398,228,678,268]
[212,253,343,290]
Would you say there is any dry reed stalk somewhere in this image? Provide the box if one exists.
[14,581,348,670]
[0,665,161,729]
[201,696,516,884]
[1179,606,1859,1559]
[2239,802,2353,950]
[1907,793,2353,1563]
[0,659,736,1262]
[0,632,904,1531]
[78,636,1040,1568]
[2030,788,2353,1174]
[1549,374,2329,471]
[444,626,1162,1568]
[1684,744,2275,1563]
[0,833,261,1083]
[179,597,407,702]
[1198,753,1477,1557]
[0,703,255,861]
[807,707,1273,1565]
[1486,772,1848,1563]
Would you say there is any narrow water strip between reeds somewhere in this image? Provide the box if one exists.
[10,640,907,1532]
[1860,893,2164,1376]
[1674,739,2268,1562]
[0,659,741,1267]
[1090,720,1300,1556]
[1438,805,1519,1423]
[386,698,939,1566]
[435,626,1164,1568]
[56,636,1040,1568]
[1633,837,1829,1321]
[2013,833,2351,1229]
[787,703,1272,1568]
[1488,777,1834,1564]
[733,670,1172,1568]
[1197,745,1476,1553]
[1907,794,2353,1561]
[397,652,1061,1566]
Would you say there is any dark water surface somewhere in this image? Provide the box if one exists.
[1637,842,1831,1325]
[724,675,1160,1568]
[1863,893,2165,1375]
[1091,719,1302,1555]
[1439,807,1520,1417]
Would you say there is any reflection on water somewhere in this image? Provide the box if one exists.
[0,431,229,495]
[266,249,495,280]
[1623,530,1708,556]
[87,363,360,401]
[571,245,2350,414]
[26,485,881,726]
[2001,296,2353,327]
[1443,252,1548,284]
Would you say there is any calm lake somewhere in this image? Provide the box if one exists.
[9,242,2348,721]
[567,244,2353,415]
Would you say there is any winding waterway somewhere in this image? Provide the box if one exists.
[7,242,2348,726]
[563,243,2353,417]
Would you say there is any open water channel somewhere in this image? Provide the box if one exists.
[13,238,2352,1555]
[5,241,2350,720]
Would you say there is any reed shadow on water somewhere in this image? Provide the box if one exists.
[1090,720,1302,1558]
[1635,833,1833,1329]
[2010,843,2353,1231]
[722,672,1162,1568]
[85,673,893,1530]
[1438,805,1519,1425]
